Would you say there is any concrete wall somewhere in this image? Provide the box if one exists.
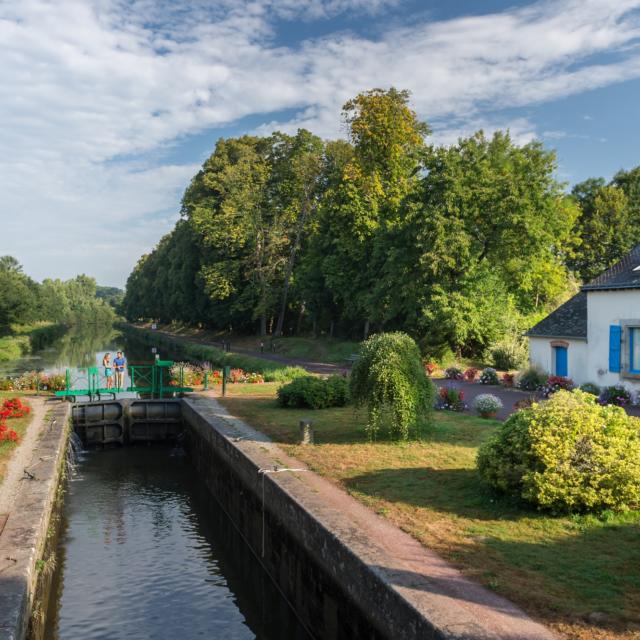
[528,337,588,384]
[0,401,70,640]
[181,397,555,640]
[587,289,640,392]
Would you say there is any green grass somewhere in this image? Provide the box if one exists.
[268,336,361,364]
[219,392,640,638]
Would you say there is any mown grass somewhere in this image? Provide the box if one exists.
[219,390,640,639]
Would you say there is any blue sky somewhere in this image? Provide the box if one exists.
[1,0,639,287]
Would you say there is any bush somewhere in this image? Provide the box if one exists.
[436,386,466,412]
[600,384,632,407]
[488,336,528,370]
[473,394,503,417]
[277,375,349,410]
[516,366,547,391]
[479,367,499,385]
[463,367,478,381]
[477,390,640,513]
[350,332,434,440]
[540,375,574,398]
[263,366,308,383]
[579,382,600,396]
[444,367,464,380]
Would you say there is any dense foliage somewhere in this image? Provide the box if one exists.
[350,332,434,440]
[277,375,349,409]
[0,257,115,333]
[477,391,640,513]
[119,87,639,358]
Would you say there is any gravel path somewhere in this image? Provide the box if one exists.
[148,327,347,375]
[438,378,640,420]
[0,397,49,514]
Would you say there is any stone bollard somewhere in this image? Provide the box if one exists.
[299,419,314,445]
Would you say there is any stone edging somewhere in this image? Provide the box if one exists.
[0,401,70,640]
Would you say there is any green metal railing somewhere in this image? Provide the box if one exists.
[55,360,193,401]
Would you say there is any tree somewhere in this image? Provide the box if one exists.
[318,88,429,337]
[568,182,631,281]
[350,332,434,440]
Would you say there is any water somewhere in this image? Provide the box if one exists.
[43,446,310,640]
[0,324,171,394]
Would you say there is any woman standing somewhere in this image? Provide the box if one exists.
[103,353,114,390]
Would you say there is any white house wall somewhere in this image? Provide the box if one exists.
[587,289,640,391]
[529,337,588,385]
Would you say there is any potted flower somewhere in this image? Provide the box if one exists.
[479,367,499,385]
[472,393,503,418]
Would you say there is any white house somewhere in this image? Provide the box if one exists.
[527,245,640,390]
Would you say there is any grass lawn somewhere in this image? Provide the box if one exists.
[219,387,640,640]
[0,392,35,483]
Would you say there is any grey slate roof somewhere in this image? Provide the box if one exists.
[582,244,640,291]
[526,291,587,339]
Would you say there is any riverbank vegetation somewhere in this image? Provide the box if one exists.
[121,324,306,382]
[219,386,640,639]
[0,256,116,361]
[122,88,640,362]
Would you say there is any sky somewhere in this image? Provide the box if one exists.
[1,0,640,288]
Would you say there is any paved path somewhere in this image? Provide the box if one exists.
[142,326,346,375]
[438,378,640,420]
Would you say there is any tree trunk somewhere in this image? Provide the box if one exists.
[363,319,370,340]
[329,320,334,338]
[312,314,317,338]
[260,314,267,337]
[275,196,313,337]
[296,303,306,335]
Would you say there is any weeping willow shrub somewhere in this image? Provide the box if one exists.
[350,332,434,440]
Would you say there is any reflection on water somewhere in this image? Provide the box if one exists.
[0,323,162,379]
[0,324,122,376]
[44,447,309,640]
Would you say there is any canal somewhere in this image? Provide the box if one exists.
[42,447,310,640]
[2,324,310,639]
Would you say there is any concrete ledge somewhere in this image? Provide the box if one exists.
[0,401,70,640]
[182,396,556,640]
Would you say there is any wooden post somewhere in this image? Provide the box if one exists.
[299,419,314,445]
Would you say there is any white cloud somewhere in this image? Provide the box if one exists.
[1,0,639,285]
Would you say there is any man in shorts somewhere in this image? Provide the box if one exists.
[113,351,127,390]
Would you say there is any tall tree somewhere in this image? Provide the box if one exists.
[568,182,631,281]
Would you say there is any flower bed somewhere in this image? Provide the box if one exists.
[479,367,499,385]
[0,397,28,442]
[444,367,464,381]
[540,375,574,398]
[436,386,466,411]
[599,384,632,407]
[0,371,66,392]
[472,393,503,418]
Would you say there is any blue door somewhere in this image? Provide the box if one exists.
[554,346,568,377]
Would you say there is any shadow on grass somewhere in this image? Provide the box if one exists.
[345,467,530,521]
[371,520,640,631]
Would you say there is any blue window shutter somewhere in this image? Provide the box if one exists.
[609,325,622,373]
